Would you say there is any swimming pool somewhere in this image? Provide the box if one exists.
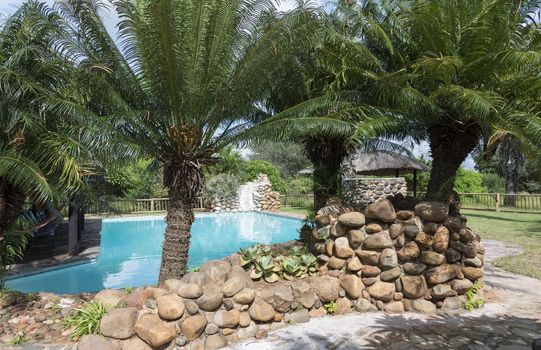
[7,212,301,294]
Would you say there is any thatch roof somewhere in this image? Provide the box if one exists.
[347,151,431,176]
[298,151,430,176]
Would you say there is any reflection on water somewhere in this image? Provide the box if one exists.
[8,212,300,294]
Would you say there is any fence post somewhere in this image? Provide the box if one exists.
[495,193,500,212]
[150,199,155,213]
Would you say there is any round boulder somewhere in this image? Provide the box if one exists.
[338,212,366,227]
[365,199,397,223]
[248,298,275,322]
[414,202,449,222]
[156,294,185,320]
[311,275,340,303]
[134,314,176,347]
[181,315,207,340]
[99,307,138,339]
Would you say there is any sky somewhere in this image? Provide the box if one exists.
[0,0,476,169]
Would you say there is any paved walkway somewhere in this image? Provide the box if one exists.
[232,240,541,350]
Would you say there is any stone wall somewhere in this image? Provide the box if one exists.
[342,177,407,209]
[308,198,484,313]
[81,199,484,350]
[253,174,281,212]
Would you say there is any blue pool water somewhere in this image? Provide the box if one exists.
[7,212,301,294]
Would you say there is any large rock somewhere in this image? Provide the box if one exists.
[346,256,363,272]
[367,281,395,301]
[134,314,176,347]
[269,285,294,313]
[249,298,275,322]
[339,275,364,299]
[206,334,228,350]
[223,275,247,297]
[238,321,257,340]
[333,237,354,258]
[121,336,152,350]
[199,260,232,284]
[233,288,256,304]
[291,280,317,309]
[355,298,378,312]
[450,279,473,294]
[78,335,115,350]
[356,250,379,265]
[335,298,352,315]
[362,265,381,277]
[330,222,347,238]
[214,309,240,328]
[403,262,427,275]
[432,284,457,298]
[414,202,449,222]
[338,212,366,227]
[287,309,310,323]
[181,271,212,287]
[93,289,126,309]
[99,307,137,339]
[380,266,402,281]
[442,296,466,309]
[365,223,383,234]
[379,248,398,269]
[411,299,437,314]
[396,242,420,261]
[383,301,404,313]
[389,224,403,239]
[327,256,346,270]
[163,279,182,292]
[178,283,204,299]
[181,315,207,340]
[365,199,396,223]
[420,251,445,266]
[196,284,223,311]
[400,275,427,299]
[156,294,185,320]
[348,229,366,248]
[425,264,463,285]
[311,276,340,302]
[362,231,393,249]
[462,267,484,280]
[433,226,450,253]
[415,231,433,249]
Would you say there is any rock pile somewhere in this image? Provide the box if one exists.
[253,174,280,212]
[307,198,484,313]
[210,195,240,213]
[210,174,280,213]
[342,177,407,209]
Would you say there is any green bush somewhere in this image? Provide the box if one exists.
[205,173,242,198]
[481,173,505,193]
[454,168,488,193]
[242,160,287,194]
[286,176,313,194]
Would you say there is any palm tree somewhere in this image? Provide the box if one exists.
[331,0,541,201]
[0,3,91,241]
[43,0,329,282]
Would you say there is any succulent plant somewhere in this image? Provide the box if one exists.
[239,246,260,269]
[281,256,304,280]
[300,254,318,276]
[251,255,280,283]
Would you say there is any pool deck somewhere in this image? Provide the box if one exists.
[9,219,102,277]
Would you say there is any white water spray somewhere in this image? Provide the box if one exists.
[238,182,257,211]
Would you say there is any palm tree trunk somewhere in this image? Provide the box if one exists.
[426,123,481,201]
[158,162,204,284]
[304,137,348,211]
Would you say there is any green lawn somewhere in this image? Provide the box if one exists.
[462,209,541,279]
[279,206,310,217]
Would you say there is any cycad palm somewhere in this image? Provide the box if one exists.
[47,0,324,282]
[333,0,541,200]
[0,3,96,245]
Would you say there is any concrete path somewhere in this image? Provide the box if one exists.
[231,240,541,350]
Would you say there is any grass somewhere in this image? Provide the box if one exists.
[462,209,541,279]
[279,206,310,217]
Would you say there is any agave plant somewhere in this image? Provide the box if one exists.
[288,246,306,257]
[300,254,318,276]
[239,246,260,270]
[251,256,280,283]
[281,256,305,280]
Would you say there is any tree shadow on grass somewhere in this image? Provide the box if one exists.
[274,313,541,350]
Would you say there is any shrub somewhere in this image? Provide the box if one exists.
[454,168,488,193]
[63,302,108,340]
[204,173,242,199]
[481,173,505,193]
[242,160,287,194]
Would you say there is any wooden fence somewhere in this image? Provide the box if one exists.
[86,192,541,215]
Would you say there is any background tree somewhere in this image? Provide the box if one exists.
[250,140,310,178]
[338,0,541,201]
